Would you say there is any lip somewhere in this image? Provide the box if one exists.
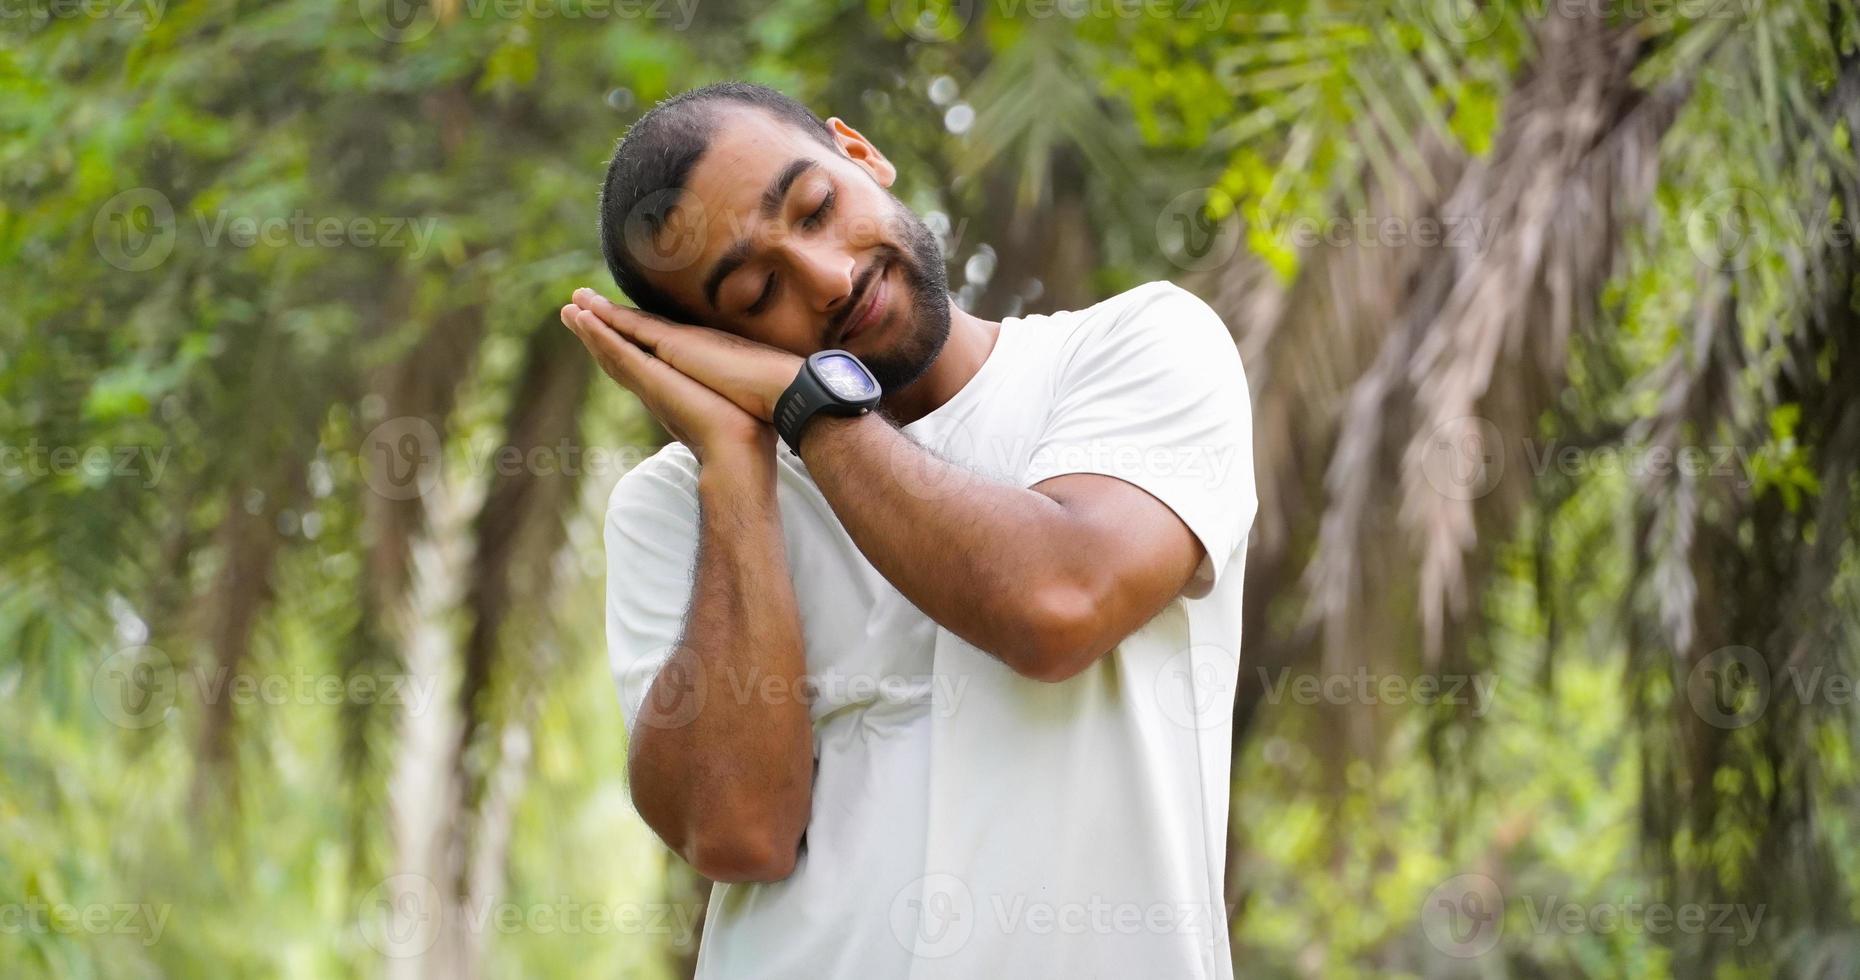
[840,264,889,345]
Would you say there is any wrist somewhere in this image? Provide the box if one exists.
[699,441,777,496]
[793,412,867,458]
[775,351,882,453]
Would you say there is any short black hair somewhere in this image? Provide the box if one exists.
[599,82,837,323]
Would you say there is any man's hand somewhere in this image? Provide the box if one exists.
[570,288,803,423]
[560,300,772,465]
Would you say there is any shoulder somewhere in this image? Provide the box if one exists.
[1052,281,1242,380]
[605,442,700,522]
[1106,280,1231,343]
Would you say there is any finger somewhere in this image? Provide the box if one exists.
[572,308,718,408]
[564,307,645,397]
[573,288,674,350]
[568,307,650,382]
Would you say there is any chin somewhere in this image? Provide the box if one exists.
[861,281,951,394]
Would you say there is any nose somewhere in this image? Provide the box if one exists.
[788,237,856,316]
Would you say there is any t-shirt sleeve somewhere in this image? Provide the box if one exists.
[603,453,702,739]
[1021,282,1257,599]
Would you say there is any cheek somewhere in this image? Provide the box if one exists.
[751,301,823,356]
[835,192,900,253]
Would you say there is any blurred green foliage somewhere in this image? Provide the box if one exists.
[4,0,1860,977]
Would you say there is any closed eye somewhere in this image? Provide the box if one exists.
[802,188,835,229]
[743,186,833,317]
[745,271,777,316]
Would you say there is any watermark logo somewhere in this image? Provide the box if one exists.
[356,875,707,954]
[1422,873,1505,958]
[888,421,980,502]
[631,654,709,731]
[1686,645,1769,729]
[1422,873,1767,956]
[94,188,176,272]
[0,440,173,490]
[1272,211,1500,253]
[620,188,711,273]
[1154,643,1239,731]
[0,900,171,947]
[359,416,443,501]
[91,188,441,270]
[1683,645,1856,729]
[1420,416,1505,501]
[1402,0,1505,44]
[891,0,974,39]
[890,873,975,958]
[627,659,971,730]
[355,421,665,501]
[1682,183,1860,272]
[90,646,441,729]
[1157,189,1241,272]
[357,874,444,957]
[359,0,438,41]
[0,0,167,27]
[360,0,698,40]
[1257,667,1497,716]
[91,645,177,729]
[891,0,1227,39]
[1687,186,1769,272]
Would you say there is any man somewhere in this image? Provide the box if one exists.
[561,81,1255,979]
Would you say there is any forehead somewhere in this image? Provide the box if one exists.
[687,106,828,206]
[647,109,836,304]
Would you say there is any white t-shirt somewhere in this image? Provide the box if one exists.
[604,280,1257,979]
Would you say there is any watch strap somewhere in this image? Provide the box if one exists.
[774,368,835,453]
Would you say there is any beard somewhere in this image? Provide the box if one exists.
[856,195,951,395]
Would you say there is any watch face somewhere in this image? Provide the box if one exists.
[814,352,878,401]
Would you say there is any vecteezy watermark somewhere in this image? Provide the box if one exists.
[353,417,666,501]
[356,874,704,958]
[1523,440,1752,489]
[0,0,165,28]
[627,655,974,732]
[93,188,439,272]
[358,0,698,43]
[1422,873,1766,959]
[1256,667,1498,717]
[91,646,440,729]
[1686,184,1860,272]
[1419,416,1506,501]
[1419,416,1756,501]
[1154,644,1240,731]
[889,874,1227,958]
[0,900,171,947]
[1275,212,1502,254]
[1686,645,1857,730]
[1422,874,1506,957]
[1157,195,1506,272]
[1157,189,1242,273]
[0,440,172,490]
[890,0,1227,43]
[1404,0,1756,46]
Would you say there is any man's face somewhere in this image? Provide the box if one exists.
[634,107,951,393]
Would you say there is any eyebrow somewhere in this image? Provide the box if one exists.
[701,158,818,311]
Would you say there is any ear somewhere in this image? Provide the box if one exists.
[826,117,897,188]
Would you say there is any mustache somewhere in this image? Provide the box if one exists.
[829,249,901,343]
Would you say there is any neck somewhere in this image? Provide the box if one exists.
[878,299,1000,427]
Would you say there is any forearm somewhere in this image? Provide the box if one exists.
[627,452,813,882]
[798,414,1112,680]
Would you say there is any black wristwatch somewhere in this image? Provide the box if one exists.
[774,350,882,454]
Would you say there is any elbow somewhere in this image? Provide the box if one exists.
[685,825,801,883]
[1003,583,1109,683]
[628,747,810,884]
